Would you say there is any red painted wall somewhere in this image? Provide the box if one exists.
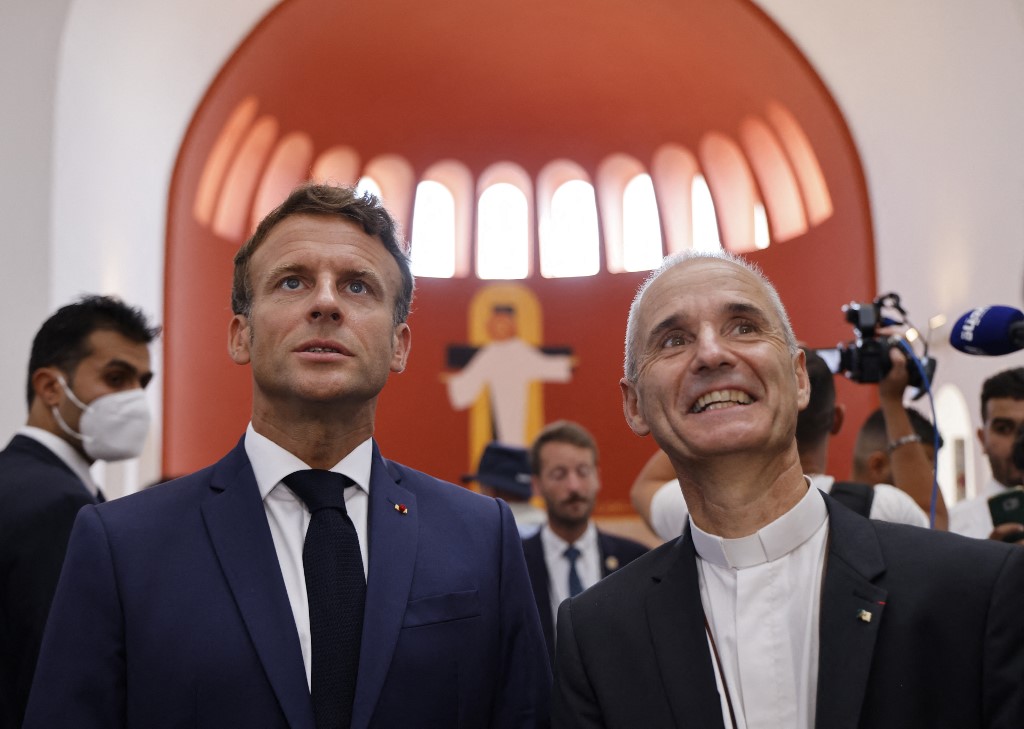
[165,0,877,511]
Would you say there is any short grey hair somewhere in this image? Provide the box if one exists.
[623,250,798,382]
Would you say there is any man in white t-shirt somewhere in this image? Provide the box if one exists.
[950,367,1024,543]
[633,348,931,541]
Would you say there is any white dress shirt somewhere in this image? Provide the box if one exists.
[244,423,371,688]
[692,483,829,729]
[949,478,1011,538]
[18,425,100,497]
[650,473,926,541]
[539,522,600,626]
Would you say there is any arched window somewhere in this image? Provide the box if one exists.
[362,154,415,230]
[311,145,360,186]
[740,116,806,242]
[250,132,314,230]
[691,175,722,252]
[651,143,700,256]
[477,183,529,279]
[541,180,600,278]
[419,159,474,277]
[765,102,833,225]
[537,159,600,278]
[212,115,278,241]
[596,153,657,273]
[622,173,663,271]
[476,162,533,280]
[356,176,382,199]
[754,202,770,250]
[409,180,456,278]
[700,132,760,253]
[934,384,976,506]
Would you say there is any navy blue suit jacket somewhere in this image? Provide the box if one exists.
[0,434,98,729]
[522,529,648,662]
[24,439,551,728]
[552,493,1024,728]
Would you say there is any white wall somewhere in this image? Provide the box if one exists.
[2,0,1022,493]
[757,0,1024,491]
[0,0,72,439]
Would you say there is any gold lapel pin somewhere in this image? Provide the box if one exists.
[857,609,873,623]
[604,555,620,571]
[394,503,408,515]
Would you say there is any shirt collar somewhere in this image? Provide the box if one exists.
[691,477,828,570]
[18,425,99,497]
[244,423,373,501]
[984,477,1014,498]
[540,521,598,559]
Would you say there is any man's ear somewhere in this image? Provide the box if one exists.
[866,451,891,484]
[620,378,651,437]
[831,403,846,436]
[390,323,412,373]
[977,425,988,455]
[228,315,251,365]
[31,367,65,407]
[793,348,810,410]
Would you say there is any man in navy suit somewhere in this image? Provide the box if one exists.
[25,184,550,728]
[0,295,157,729]
[521,420,647,662]
[552,251,1024,728]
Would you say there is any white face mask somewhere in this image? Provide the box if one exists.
[51,374,151,461]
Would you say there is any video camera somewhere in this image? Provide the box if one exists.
[817,293,936,393]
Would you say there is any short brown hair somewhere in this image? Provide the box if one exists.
[529,420,599,475]
[231,183,414,324]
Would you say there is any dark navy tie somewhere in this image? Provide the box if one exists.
[284,470,365,729]
[565,545,584,597]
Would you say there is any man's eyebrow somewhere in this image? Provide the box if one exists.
[646,313,688,345]
[263,262,306,281]
[990,417,1023,428]
[724,301,769,320]
[646,302,769,342]
[103,358,153,387]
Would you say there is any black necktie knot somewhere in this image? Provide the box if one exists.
[284,469,353,513]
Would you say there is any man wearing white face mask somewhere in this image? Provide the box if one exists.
[0,294,158,729]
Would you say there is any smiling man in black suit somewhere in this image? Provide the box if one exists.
[552,251,1024,729]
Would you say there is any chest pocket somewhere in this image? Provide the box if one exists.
[402,589,480,628]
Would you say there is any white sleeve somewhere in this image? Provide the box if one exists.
[649,479,690,541]
[867,483,929,528]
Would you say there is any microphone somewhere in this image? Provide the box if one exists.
[949,306,1024,356]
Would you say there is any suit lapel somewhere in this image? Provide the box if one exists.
[645,531,726,729]
[350,445,418,729]
[522,533,555,659]
[815,496,888,729]
[201,440,314,729]
[597,530,624,577]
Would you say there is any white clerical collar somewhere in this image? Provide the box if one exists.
[691,477,827,569]
[244,423,373,501]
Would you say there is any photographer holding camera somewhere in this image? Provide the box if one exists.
[950,367,1024,544]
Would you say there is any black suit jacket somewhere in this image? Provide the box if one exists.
[522,528,648,662]
[552,492,1024,728]
[0,434,98,729]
